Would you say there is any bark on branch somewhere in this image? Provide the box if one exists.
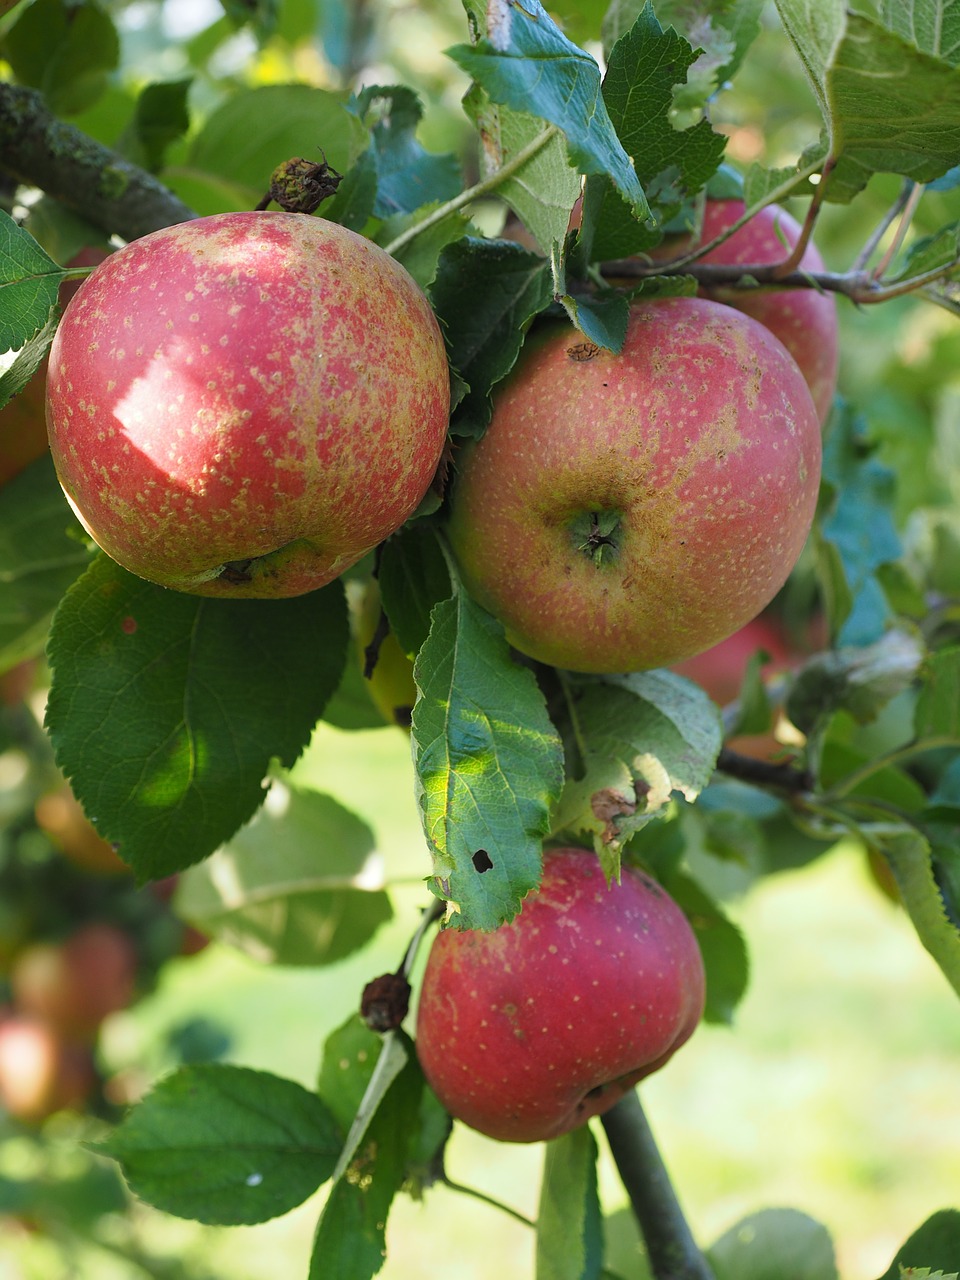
[0,84,196,242]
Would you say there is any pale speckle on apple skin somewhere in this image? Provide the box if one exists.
[46,212,451,597]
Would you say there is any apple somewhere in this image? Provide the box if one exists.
[10,922,138,1041]
[46,212,451,598]
[668,199,838,423]
[0,1013,97,1124]
[446,297,821,674]
[35,782,130,875]
[415,847,705,1143]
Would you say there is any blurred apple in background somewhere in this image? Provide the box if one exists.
[35,783,130,876]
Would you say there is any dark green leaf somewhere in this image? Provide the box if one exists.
[45,556,348,879]
[915,647,960,740]
[96,1064,341,1225]
[665,872,749,1024]
[119,79,192,174]
[318,1015,387,1132]
[0,312,56,411]
[0,454,92,671]
[708,1207,837,1280]
[1,0,119,116]
[310,1030,425,1280]
[378,203,472,289]
[557,291,630,353]
[449,0,648,220]
[220,0,280,43]
[875,1209,960,1280]
[378,523,452,659]
[536,1126,603,1280]
[411,591,564,930]
[582,2,726,261]
[323,146,379,233]
[0,211,64,354]
[786,630,924,739]
[175,779,391,965]
[430,237,553,438]
[357,86,462,217]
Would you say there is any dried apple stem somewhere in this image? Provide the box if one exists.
[600,1090,714,1280]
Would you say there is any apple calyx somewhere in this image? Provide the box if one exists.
[572,509,623,567]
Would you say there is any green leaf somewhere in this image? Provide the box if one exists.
[875,1209,960,1280]
[775,2,960,200]
[536,1126,603,1280]
[96,1064,341,1225]
[876,830,960,999]
[45,556,348,880]
[817,403,902,645]
[220,0,280,43]
[556,291,630,353]
[378,202,473,289]
[885,221,960,285]
[554,670,723,864]
[879,0,960,64]
[1,0,119,116]
[183,85,368,209]
[174,779,392,965]
[411,591,564,930]
[0,311,57,412]
[357,86,462,217]
[377,523,452,659]
[582,2,726,261]
[448,0,648,221]
[322,146,379,233]
[463,87,581,254]
[119,79,193,174]
[0,211,64,354]
[708,1207,838,1280]
[786,630,925,739]
[430,237,553,438]
[310,1030,425,1280]
[0,454,92,671]
[915,647,960,740]
[666,872,749,1024]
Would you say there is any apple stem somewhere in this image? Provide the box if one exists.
[600,1090,715,1280]
[440,1176,537,1230]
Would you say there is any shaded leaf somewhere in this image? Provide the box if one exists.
[377,523,452,659]
[96,1064,341,1225]
[915,647,960,740]
[786,630,924,738]
[536,1126,603,1280]
[357,85,462,217]
[46,556,348,879]
[666,872,749,1024]
[875,1210,960,1280]
[0,212,64,354]
[1,0,119,116]
[708,1207,837,1280]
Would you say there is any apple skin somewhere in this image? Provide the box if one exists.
[0,1012,97,1124]
[446,297,821,674]
[677,200,838,423]
[415,848,705,1143]
[46,212,451,598]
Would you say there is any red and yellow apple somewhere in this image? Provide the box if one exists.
[0,1012,97,1124]
[415,848,705,1143]
[671,199,838,422]
[447,297,821,673]
[46,212,451,597]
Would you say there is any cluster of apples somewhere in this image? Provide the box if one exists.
[38,199,837,1144]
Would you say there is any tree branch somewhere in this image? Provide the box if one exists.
[600,1090,714,1280]
[0,84,196,242]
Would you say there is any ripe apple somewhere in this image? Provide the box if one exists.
[0,1012,97,1124]
[46,212,451,598]
[446,297,821,674]
[10,922,138,1041]
[415,847,705,1143]
[669,199,838,423]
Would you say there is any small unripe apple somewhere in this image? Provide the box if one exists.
[447,297,821,673]
[46,212,450,597]
[674,200,838,422]
[415,848,705,1143]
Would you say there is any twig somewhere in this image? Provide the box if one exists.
[853,180,916,273]
[715,747,813,793]
[601,1090,714,1280]
[0,84,196,241]
[871,182,924,280]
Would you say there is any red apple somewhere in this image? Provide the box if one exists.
[447,297,821,673]
[415,848,705,1143]
[10,923,138,1041]
[677,199,838,422]
[46,212,451,597]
